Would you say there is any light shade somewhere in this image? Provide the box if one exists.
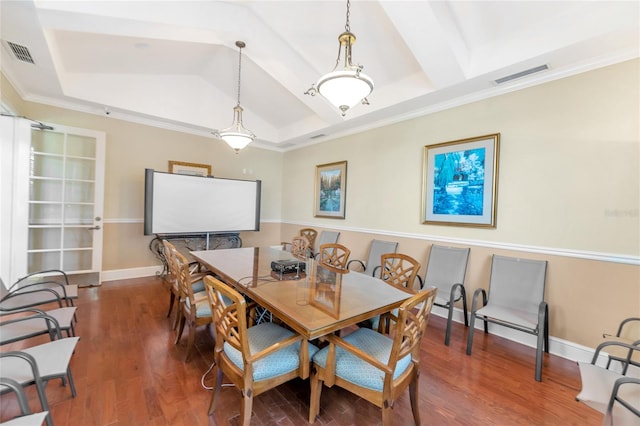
[215,105,255,152]
[316,69,374,113]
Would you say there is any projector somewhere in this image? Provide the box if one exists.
[271,259,305,274]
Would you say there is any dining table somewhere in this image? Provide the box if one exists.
[190,246,415,340]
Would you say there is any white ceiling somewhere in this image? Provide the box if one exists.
[1,1,638,151]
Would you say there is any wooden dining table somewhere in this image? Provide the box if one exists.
[190,246,414,340]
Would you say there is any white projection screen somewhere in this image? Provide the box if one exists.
[144,169,261,235]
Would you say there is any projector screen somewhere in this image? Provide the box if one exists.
[144,169,261,235]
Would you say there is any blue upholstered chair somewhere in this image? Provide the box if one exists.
[173,248,211,362]
[309,287,437,425]
[347,239,399,276]
[162,240,209,329]
[205,275,318,426]
[417,245,470,346]
[360,253,420,333]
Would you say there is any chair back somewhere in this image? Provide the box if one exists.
[319,243,350,271]
[162,240,180,292]
[174,249,198,303]
[317,231,340,248]
[205,275,249,363]
[299,228,318,250]
[423,245,470,292]
[291,236,310,259]
[391,287,437,367]
[488,255,547,316]
[379,253,420,291]
[365,240,398,276]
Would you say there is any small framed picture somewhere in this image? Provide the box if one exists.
[314,161,347,219]
[422,133,500,228]
[168,161,211,177]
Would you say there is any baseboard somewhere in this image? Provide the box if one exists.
[101,266,162,282]
[431,305,606,365]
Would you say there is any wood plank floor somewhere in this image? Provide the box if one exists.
[1,276,602,425]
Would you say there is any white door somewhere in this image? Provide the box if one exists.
[4,118,106,286]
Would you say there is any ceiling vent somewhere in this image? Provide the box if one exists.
[310,134,326,139]
[495,64,548,85]
[6,41,35,64]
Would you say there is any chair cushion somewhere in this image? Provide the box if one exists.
[0,307,77,344]
[312,328,412,391]
[192,279,205,293]
[224,322,319,382]
[0,337,80,383]
[185,295,211,318]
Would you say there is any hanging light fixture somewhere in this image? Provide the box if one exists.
[213,41,255,152]
[305,0,373,116]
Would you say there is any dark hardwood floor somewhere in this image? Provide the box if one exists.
[1,276,601,425]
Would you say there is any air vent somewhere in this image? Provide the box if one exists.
[495,64,548,85]
[7,41,35,64]
[310,134,326,139]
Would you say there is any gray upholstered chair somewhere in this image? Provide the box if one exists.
[601,317,640,372]
[313,231,340,258]
[1,270,78,310]
[309,287,437,425]
[466,255,548,381]
[0,315,80,426]
[173,248,212,362]
[1,308,76,345]
[204,275,318,425]
[417,245,470,345]
[347,239,399,276]
[576,340,640,425]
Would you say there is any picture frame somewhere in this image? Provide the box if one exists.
[309,263,342,318]
[422,133,500,228]
[168,161,211,177]
[314,161,347,219]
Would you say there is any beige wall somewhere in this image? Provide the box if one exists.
[2,59,639,350]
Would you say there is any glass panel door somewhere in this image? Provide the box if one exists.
[27,126,105,285]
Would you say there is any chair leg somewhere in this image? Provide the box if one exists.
[208,366,224,415]
[445,301,454,346]
[461,287,469,327]
[409,368,421,425]
[185,320,196,362]
[309,369,323,424]
[381,401,394,425]
[175,312,186,345]
[466,313,476,355]
[167,291,175,318]
[67,367,77,397]
[535,331,544,382]
[240,387,254,426]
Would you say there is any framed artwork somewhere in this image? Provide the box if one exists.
[422,133,500,228]
[168,160,211,177]
[309,263,342,318]
[314,161,347,219]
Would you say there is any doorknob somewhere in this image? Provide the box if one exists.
[87,226,101,230]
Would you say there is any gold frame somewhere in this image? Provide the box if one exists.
[168,161,211,177]
[422,133,500,228]
[314,161,347,219]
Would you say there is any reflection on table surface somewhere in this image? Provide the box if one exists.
[191,247,413,340]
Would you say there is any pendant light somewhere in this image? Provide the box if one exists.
[213,41,255,152]
[305,0,373,116]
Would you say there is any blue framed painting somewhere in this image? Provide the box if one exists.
[314,161,347,219]
[422,134,500,228]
